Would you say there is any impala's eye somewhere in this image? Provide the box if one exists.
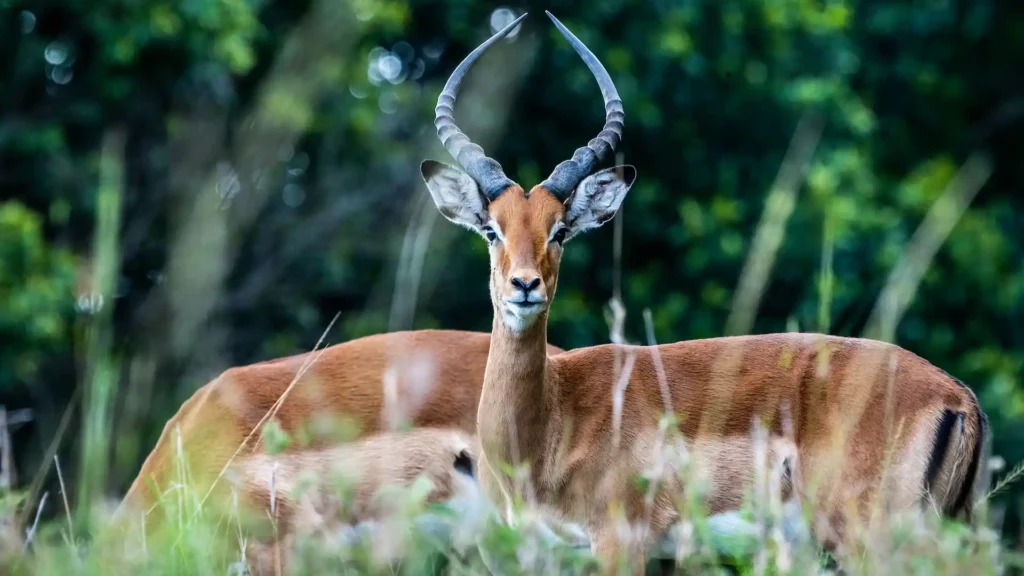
[483,226,498,243]
[551,226,568,245]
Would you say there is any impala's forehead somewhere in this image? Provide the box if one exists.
[488,185,565,233]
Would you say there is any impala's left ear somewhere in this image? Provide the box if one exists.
[564,165,636,239]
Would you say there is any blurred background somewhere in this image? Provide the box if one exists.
[1,0,1022,548]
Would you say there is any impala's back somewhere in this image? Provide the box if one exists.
[551,333,988,537]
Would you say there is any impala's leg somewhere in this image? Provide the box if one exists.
[591,509,674,576]
[591,525,644,576]
[475,450,514,521]
[473,449,524,575]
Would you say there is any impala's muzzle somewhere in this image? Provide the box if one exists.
[504,269,547,318]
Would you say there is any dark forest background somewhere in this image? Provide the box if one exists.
[1,0,1022,545]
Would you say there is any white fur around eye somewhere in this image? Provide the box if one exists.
[484,220,505,244]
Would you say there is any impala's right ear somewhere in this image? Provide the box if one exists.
[564,165,636,240]
[420,160,490,232]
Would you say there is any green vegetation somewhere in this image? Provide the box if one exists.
[2,418,1012,575]
[0,0,1022,572]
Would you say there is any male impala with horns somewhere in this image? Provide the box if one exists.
[420,11,989,574]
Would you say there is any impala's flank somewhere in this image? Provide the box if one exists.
[420,11,988,573]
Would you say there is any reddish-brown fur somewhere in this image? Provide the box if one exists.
[416,13,983,568]
[233,428,480,574]
[117,329,564,530]
[456,185,987,574]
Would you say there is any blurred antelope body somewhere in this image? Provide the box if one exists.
[420,12,989,573]
[235,428,480,574]
[118,329,564,527]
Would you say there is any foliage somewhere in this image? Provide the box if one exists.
[0,202,77,394]
[0,418,1011,575]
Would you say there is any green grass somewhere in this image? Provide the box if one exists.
[0,416,1013,576]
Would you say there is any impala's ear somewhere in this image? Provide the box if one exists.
[420,160,490,231]
[564,165,636,239]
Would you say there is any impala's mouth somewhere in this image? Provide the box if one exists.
[502,298,546,330]
[505,298,546,314]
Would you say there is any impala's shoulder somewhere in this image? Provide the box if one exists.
[545,344,626,377]
[313,329,492,365]
[547,342,638,360]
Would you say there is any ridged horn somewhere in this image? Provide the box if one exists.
[541,11,625,201]
[434,12,528,200]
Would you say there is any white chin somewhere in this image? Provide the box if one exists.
[502,305,541,332]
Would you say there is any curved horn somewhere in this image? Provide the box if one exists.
[541,11,625,201]
[434,12,527,200]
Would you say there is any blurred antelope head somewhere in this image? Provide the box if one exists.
[420,12,636,334]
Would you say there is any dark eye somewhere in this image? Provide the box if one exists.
[483,226,497,243]
[551,226,568,245]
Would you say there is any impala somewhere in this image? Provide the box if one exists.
[234,427,481,574]
[118,329,564,527]
[119,325,758,571]
[420,11,988,572]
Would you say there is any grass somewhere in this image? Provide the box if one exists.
[0,410,1014,575]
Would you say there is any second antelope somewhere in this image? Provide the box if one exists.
[235,427,482,574]
[421,11,989,573]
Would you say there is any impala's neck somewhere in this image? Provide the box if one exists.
[477,307,553,475]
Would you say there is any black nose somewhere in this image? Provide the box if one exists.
[510,276,540,292]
